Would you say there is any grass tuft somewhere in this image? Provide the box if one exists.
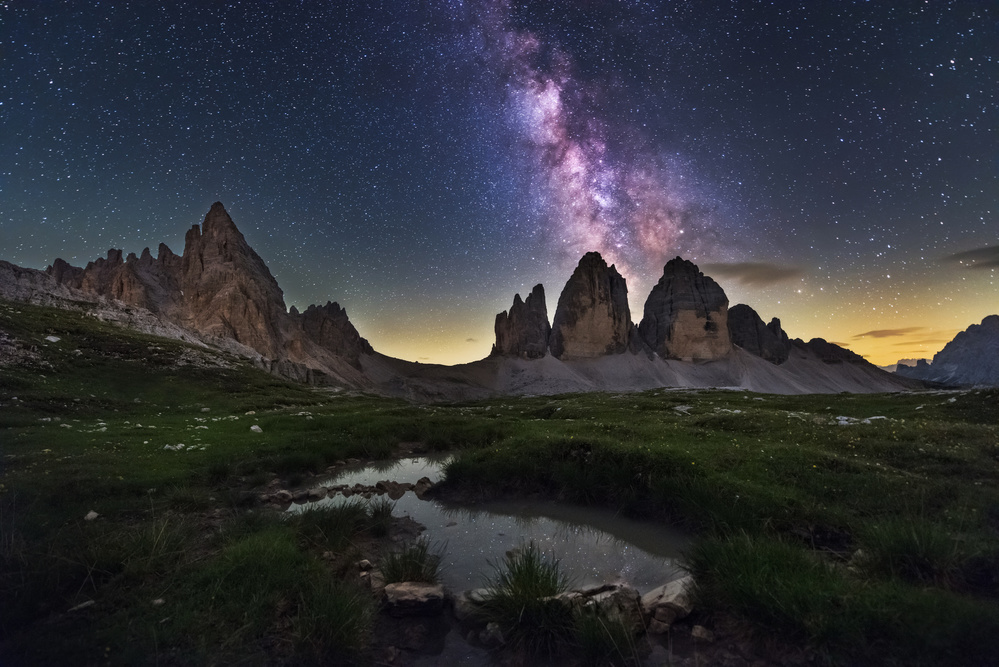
[291,501,369,549]
[367,497,394,538]
[574,605,640,666]
[859,518,970,587]
[380,538,443,584]
[480,542,575,657]
[293,578,374,661]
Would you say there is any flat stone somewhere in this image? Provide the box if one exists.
[587,584,644,635]
[641,575,694,622]
[382,582,445,617]
[648,618,671,635]
[691,625,715,642]
[453,588,491,623]
[479,622,505,647]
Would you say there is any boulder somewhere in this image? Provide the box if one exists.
[639,258,730,361]
[453,588,491,624]
[586,584,644,634]
[382,582,446,617]
[550,252,632,359]
[492,284,551,359]
[727,304,790,364]
[641,575,694,627]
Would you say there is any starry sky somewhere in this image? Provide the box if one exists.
[2,1,996,365]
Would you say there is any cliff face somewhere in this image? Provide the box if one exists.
[176,203,287,358]
[45,202,372,374]
[896,315,999,386]
[638,257,730,361]
[492,284,551,359]
[549,252,632,360]
[728,304,791,364]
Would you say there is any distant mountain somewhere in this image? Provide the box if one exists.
[0,202,924,398]
[879,358,921,373]
[896,316,999,386]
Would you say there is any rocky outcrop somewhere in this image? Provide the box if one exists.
[177,203,287,358]
[896,315,999,386]
[793,338,868,364]
[492,284,551,359]
[41,202,372,384]
[638,258,730,361]
[289,301,373,365]
[727,304,791,364]
[549,252,632,360]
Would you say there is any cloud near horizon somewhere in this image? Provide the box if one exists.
[940,245,999,269]
[700,262,804,287]
[853,327,925,339]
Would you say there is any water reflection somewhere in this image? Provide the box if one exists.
[291,457,688,593]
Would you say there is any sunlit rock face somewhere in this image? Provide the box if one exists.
[639,257,730,362]
[178,202,288,358]
[45,202,373,374]
[728,304,791,364]
[492,283,551,359]
[549,252,632,360]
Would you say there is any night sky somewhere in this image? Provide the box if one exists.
[2,1,996,365]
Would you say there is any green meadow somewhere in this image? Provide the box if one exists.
[2,298,998,665]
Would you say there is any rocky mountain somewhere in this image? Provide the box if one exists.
[549,252,633,360]
[36,202,372,384]
[0,202,925,397]
[896,315,999,386]
[639,257,730,361]
[727,304,791,364]
[492,284,551,359]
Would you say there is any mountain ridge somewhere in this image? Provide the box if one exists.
[0,202,927,398]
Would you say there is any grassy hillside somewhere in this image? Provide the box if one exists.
[2,298,998,665]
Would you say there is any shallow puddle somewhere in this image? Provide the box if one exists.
[291,456,689,592]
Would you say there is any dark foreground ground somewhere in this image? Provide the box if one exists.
[2,299,998,665]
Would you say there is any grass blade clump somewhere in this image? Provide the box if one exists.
[574,605,639,666]
[686,532,857,646]
[859,518,969,587]
[292,500,369,549]
[380,538,443,584]
[367,497,394,537]
[480,542,574,657]
[294,578,374,661]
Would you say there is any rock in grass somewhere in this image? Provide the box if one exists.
[382,582,445,617]
[453,588,491,623]
[84,510,99,521]
[479,622,505,647]
[641,575,694,626]
[250,424,262,433]
[562,583,644,635]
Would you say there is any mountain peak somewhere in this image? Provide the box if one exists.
[639,257,730,361]
[549,252,631,359]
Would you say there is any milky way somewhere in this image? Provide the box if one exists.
[467,0,727,285]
